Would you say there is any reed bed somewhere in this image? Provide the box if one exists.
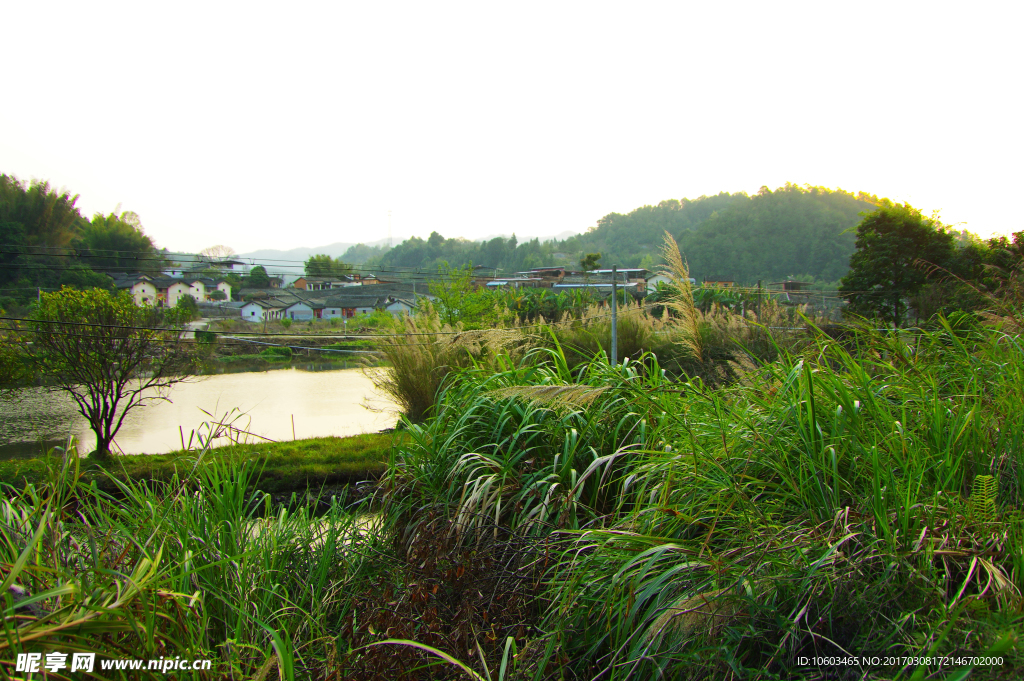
[362,319,1024,679]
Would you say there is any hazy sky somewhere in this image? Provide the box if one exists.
[3,1,1021,253]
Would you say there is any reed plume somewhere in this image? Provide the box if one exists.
[658,231,703,361]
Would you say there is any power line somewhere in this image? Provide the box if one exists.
[0,303,653,339]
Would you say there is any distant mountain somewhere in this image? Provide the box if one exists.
[237,237,399,265]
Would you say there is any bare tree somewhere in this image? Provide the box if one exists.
[29,288,198,459]
[198,245,237,260]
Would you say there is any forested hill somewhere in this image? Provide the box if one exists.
[357,184,880,284]
[560,184,880,283]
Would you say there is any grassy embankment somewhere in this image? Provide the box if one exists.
[0,432,394,494]
[4,244,1023,681]
[4,320,1022,680]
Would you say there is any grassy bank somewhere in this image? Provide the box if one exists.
[0,432,394,494]
[3,320,1022,680]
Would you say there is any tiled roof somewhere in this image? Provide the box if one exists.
[323,294,392,308]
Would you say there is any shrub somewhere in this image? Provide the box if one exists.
[259,346,292,361]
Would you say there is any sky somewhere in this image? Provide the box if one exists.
[3,1,1022,254]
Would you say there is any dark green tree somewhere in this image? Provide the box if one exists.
[839,201,955,327]
[76,211,161,273]
[58,263,114,290]
[246,265,270,288]
[579,253,601,271]
[175,294,199,319]
[304,254,353,277]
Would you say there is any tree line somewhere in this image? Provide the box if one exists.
[340,184,881,284]
[0,174,162,309]
[839,200,1023,326]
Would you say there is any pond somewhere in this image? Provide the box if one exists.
[0,366,398,459]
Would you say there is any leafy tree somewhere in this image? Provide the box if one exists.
[175,294,199,319]
[58,263,114,290]
[246,265,270,288]
[209,289,227,301]
[0,175,84,250]
[76,211,161,274]
[0,174,90,295]
[28,287,197,459]
[223,273,243,297]
[839,201,955,327]
[305,254,353,277]
[429,263,509,329]
[579,253,602,271]
[0,328,29,390]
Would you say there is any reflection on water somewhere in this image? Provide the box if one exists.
[0,367,398,459]
[201,359,367,375]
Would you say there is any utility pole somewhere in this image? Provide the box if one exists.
[610,264,618,365]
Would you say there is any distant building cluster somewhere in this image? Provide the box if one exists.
[475,267,685,294]
[109,255,743,322]
[111,253,247,306]
[238,275,428,323]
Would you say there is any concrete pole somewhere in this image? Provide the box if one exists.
[611,264,618,365]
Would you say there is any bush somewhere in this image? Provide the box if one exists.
[259,346,292,361]
[280,318,292,329]
[368,302,523,422]
[175,294,199,319]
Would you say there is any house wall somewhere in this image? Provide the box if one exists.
[130,282,157,305]
[241,303,264,322]
[386,301,414,316]
[189,281,207,300]
[217,282,232,300]
[286,303,314,321]
[165,282,192,307]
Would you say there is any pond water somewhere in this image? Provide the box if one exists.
[0,366,398,459]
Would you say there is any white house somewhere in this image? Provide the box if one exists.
[163,280,193,307]
[283,300,326,321]
[116,275,158,306]
[187,279,206,301]
[385,298,416,316]
[240,300,286,322]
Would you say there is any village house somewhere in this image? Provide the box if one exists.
[283,299,325,321]
[240,299,287,322]
[646,273,696,292]
[293,275,362,291]
[322,294,392,318]
[385,298,416,316]
[114,273,232,306]
[115,274,159,306]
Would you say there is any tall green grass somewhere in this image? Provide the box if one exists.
[1,437,387,679]
[5,318,1022,679]
[365,320,1024,679]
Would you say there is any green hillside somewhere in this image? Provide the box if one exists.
[357,184,880,284]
